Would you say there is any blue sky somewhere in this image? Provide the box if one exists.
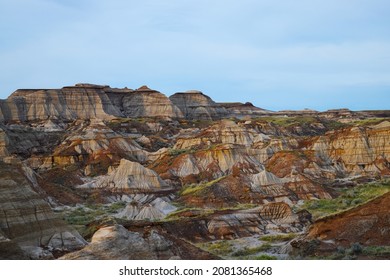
[0,0,389,110]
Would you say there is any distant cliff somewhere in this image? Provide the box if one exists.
[0,84,270,122]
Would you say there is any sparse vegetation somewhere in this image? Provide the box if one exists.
[180,176,227,196]
[255,255,278,260]
[352,118,388,126]
[163,207,214,221]
[255,116,318,127]
[298,180,390,219]
[362,246,390,257]
[232,243,272,257]
[198,240,234,256]
[63,202,126,226]
[168,147,197,156]
[322,120,351,130]
[320,244,390,260]
[259,233,298,242]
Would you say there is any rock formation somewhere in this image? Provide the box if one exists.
[0,84,183,122]
[0,83,389,260]
[0,162,86,259]
[61,224,218,260]
[122,86,183,118]
[80,159,169,191]
[207,202,309,239]
[291,192,390,258]
[169,90,228,120]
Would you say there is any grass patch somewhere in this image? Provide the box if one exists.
[298,180,390,219]
[255,116,318,127]
[64,206,105,225]
[232,243,272,257]
[198,241,234,256]
[259,233,298,242]
[352,118,388,126]
[63,202,126,225]
[362,246,390,257]
[323,120,351,130]
[163,207,214,221]
[254,255,277,260]
[180,176,227,196]
[167,147,200,156]
[106,201,127,213]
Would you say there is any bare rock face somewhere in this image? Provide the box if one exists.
[81,159,169,191]
[311,123,390,176]
[0,162,86,259]
[170,90,228,120]
[45,119,146,170]
[115,196,177,221]
[1,84,271,122]
[218,102,272,118]
[2,87,116,121]
[0,84,183,122]
[122,86,183,118]
[173,120,267,149]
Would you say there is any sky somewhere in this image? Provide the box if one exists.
[0,0,389,111]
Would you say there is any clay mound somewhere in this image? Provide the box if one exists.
[116,197,177,221]
[306,192,390,247]
[88,159,169,190]
[135,205,165,220]
[250,170,284,187]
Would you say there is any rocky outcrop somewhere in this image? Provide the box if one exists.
[173,120,270,149]
[218,102,272,118]
[291,192,390,258]
[306,192,390,246]
[311,122,390,176]
[61,224,217,260]
[170,90,228,120]
[207,202,310,239]
[80,159,169,191]
[0,162,86,259]
[122,86,183,118]
[115,195,177,220]
[2,86,116,121]
[0,84,183,122]
[160,202,311,242]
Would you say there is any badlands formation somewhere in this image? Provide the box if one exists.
[0,83,389,259]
